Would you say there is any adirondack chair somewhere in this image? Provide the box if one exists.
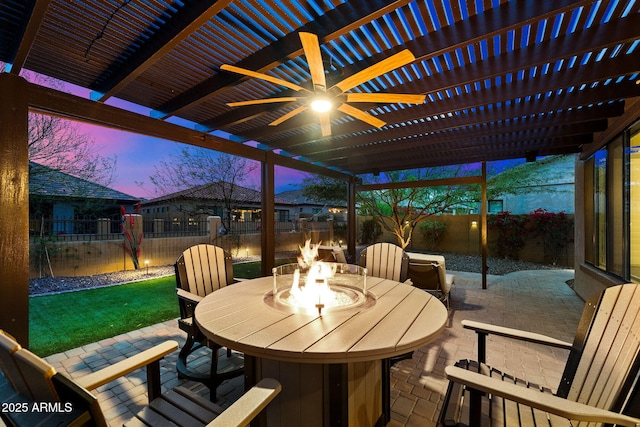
[358,242,409,282]
[358,241,412,423]
[175,244,243,398]
[440,283,640,426]
[0,330,280,427]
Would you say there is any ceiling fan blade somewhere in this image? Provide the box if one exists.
[299,32,326,90]
[318,112,331,136]
[345,93,425,104]
[227,97,301,107]
[338,103,386,128]
[331,49,416,93]
[221,64,311,93]
[269,105,308,126]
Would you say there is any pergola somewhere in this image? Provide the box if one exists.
[1,0,639,345]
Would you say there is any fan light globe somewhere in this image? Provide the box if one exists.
[310,98,332,113]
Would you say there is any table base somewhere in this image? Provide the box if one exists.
[245,355,387,427]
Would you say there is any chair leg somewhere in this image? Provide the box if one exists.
[177,335,244,402]
[176,335,197,379]
[203,343,245,402]
[208,346,220,401]
[176,335,213,386]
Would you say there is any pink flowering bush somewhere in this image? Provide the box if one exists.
[527,208,573,265]
[488,209,573,264]
[487,211,527,259]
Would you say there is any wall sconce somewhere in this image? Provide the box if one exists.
[471,221,478,228]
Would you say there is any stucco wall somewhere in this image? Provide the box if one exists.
[370,214,574,267]
[29,216,333,278]
[30,212,576,279]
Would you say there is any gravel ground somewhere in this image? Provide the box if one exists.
[438,252,571,276]
[29,252,571,296]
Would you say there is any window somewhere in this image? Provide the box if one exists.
[630,125,640,282]
[585,120,640,283]
[487,200,503,213]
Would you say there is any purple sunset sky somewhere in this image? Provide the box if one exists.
[77,121,308,199]
[58,81,309,199]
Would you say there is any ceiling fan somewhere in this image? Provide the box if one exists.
[220,32,425,136]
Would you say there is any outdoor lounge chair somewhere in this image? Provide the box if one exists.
[317,244,348,263]
[0,329,280,427]
[175,244,244,400]
[406,254,455,309]
[358,242,409,282]
[440,283,640,426]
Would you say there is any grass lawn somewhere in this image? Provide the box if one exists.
[29,260,296,357]
[232,258,295,279]
[30,276,179,357]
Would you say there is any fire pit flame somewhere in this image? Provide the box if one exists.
[268,240,371,315]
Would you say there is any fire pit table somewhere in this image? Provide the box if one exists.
[195,270,447,426]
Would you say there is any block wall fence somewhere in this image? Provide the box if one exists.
[30,215,573,278]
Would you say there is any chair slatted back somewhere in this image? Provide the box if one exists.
[560,284,640,418]
[12,348,59,402]
[0,330,29,397]
[176,244,234,298]
[359,243,409,282]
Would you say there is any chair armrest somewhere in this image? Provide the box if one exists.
[75,340,178,391]
[177,288,203,304]
[207,378,281,427]
[445,366,640,427]
[462,320,572,349]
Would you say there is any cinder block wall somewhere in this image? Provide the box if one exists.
[29,214,573,278]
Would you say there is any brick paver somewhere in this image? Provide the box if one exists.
[45,268,583,426]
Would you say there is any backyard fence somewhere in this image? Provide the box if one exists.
[29,214,574,279]
[28,216,341,278]
[28,217,328,241]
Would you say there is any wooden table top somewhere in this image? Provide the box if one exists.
[195,275,447,364]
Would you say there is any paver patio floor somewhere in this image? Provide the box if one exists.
[45,268,583,426]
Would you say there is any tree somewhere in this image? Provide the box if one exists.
[302,156,572,250]
[149,147,259,229]
[302,169,470,249]
[302,175,348,203]
[1,66,119,196]
[28,113,117,195]
[357,169,470,249]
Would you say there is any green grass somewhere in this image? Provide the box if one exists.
[30,276,179,357]
[29,260,297,357]
[232,258,295,279]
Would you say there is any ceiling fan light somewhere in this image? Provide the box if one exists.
[311,98,332,113]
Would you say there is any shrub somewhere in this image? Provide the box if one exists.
[360,219,382,244]
[419,220,447,250]
[333,222,348,244]
[527,208,573,265]
[488,211,527,259]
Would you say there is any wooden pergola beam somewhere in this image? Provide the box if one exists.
[0,73,30,345]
